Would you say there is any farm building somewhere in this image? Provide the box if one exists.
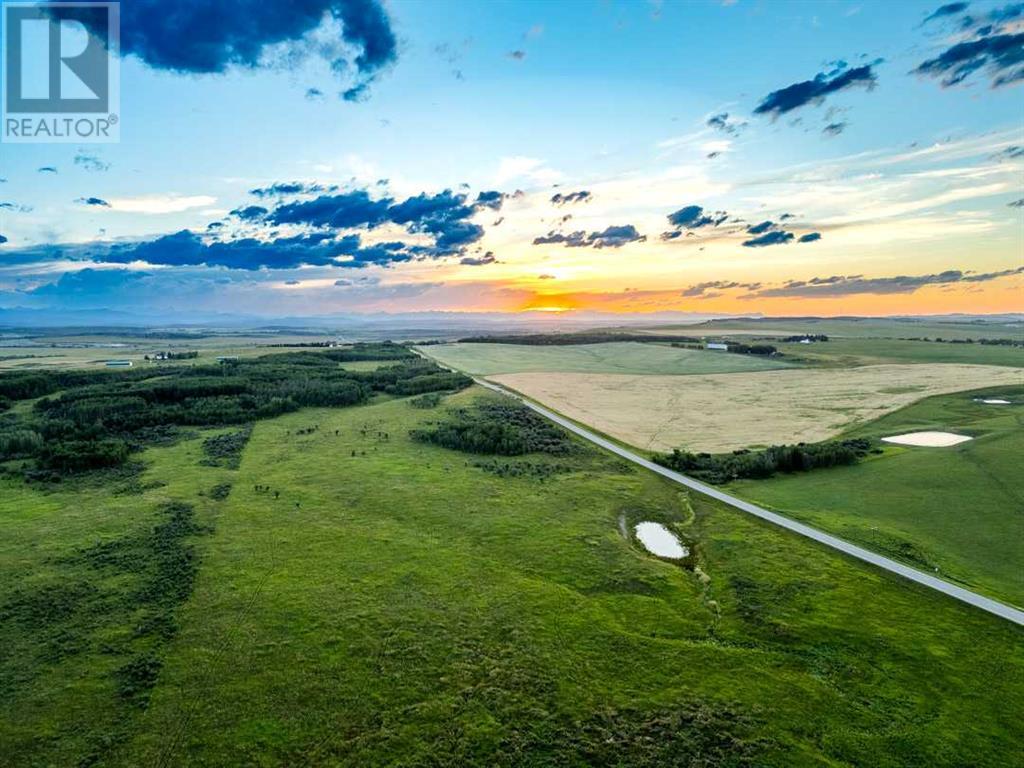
[705,342,729,351]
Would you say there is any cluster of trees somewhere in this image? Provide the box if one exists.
[782,334,829,342]
[143,351,200,361]
[411,401,575,456]
[725,342,777,356]
[0,344,470,478]
[655,438,874,484]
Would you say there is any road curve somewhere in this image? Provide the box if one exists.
[468,376,1024,627]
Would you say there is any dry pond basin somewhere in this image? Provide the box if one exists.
[635,522,688,559]
[881,432,973,447]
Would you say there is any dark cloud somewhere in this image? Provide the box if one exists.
[38,166,58,174]
[250,181,338,197]
[460,251,497,266]
[48,0,398,98]
[474,190,506,210]
[993,145,1024,160]
[550,190,592,206]
[0,235,7,245]
[706,112,747,135]
[107,229,412,271]
[913,29,1024,87]
[533,224,645,249]
[746,220,776,235]
[305,87,325,100]
[538,274,556,280]
[749,267,1023,298]
[0,202,32,213]
[681,280,762,298]
[754,64,878,118]
[779,212,795,220]
[230,205,269,221]
[667,205,729,229]
[822,121,847,136]
[923,2,971,24]
[508,50,527,60]
[742,231,795,247]
[75,197,110,207]
[1009,198,1024,207]
[74,152,110,172]
[269,190,394,228]
[799,232,822,243]
[285,280,301,285]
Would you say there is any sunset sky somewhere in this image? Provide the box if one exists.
[1,0,1021,320]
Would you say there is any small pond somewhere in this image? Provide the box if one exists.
[634,522,688,559]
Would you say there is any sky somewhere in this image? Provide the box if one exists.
[0,0,1022,320]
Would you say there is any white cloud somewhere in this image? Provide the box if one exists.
[107,194,217,214]
[494,156,562,186]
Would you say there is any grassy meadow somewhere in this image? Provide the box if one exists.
[729,385,1024,607]
[2,386,1023,766]
[420,341,792,376]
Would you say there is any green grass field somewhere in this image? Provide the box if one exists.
[2,387,1022,766]
[730,386,1024,607]
[421,342,792,376]
[775,338,1024,368]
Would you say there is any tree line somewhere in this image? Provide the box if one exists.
[655,438,875,484]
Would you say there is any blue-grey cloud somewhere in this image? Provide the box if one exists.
[230,205,269,221]
[799,232,822,243]
[0,235,7,245]
[742,230,795,247]
[823,121,847,136]
[305,87,325,100]
[667,205,729,229]
[550,190,592,206]
[706,112,747,135]
[0,202,33,213]
[1009,198,1024,207]
[754,64,878,117]
[75,196,110,207]
[474,190,506,210]
[533,224,645,249]
[993,145,1024,160]
[38,166,57,174]
[923,2,971,24]
[460,251,496,266]
[746,220,776,235]
[47,1,398,98]
[73,152,110,172]
[251,181,339,197]
[681,280,762,298]
[746,267,1023,298]
[913,29,1024,87]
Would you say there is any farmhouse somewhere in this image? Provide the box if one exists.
[706,342,729,351]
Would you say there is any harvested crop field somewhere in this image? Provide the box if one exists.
[420,341,791,376]
[491,363,1024,453]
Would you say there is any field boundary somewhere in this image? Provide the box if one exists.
[413,339,1024,626]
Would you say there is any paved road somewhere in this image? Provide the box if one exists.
[468,377,1024,627]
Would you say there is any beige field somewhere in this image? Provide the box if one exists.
[491,363,1024,453]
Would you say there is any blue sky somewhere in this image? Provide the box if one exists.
[0,0,1021,318]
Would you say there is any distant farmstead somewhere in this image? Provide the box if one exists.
[705,342,729,351]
